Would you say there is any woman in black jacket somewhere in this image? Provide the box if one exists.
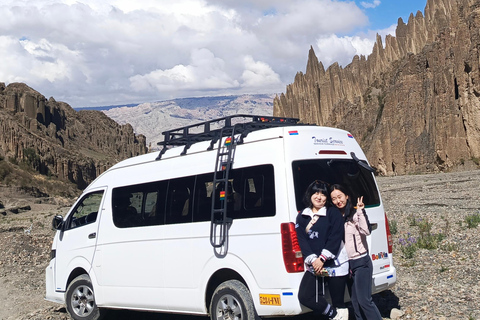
[295,180,348,320]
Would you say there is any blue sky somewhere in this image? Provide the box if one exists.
[0,0,429,107]
[363,0,427,30]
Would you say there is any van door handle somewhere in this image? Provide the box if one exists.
[88,232,96,239]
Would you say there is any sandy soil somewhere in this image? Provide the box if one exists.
[1,169,479,320]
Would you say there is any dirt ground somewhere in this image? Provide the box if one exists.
[1,169,479,320]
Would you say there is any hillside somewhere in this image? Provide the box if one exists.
[102,94,274,149]
[274,0,480,175]
[0,83,147,196]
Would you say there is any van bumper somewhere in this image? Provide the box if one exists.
[45,258,64,304]
[372,266,396,294]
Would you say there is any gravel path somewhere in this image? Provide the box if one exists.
[1,170,479,320]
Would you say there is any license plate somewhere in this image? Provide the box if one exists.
[259,294,281,306]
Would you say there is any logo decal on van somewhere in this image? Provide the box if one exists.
[371,252,389,260]
[311,136,345,146]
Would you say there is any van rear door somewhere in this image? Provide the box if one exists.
[283,127,394,291]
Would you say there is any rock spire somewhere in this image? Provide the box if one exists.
[274,0,480,175]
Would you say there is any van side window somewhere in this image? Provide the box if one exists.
[230,164,276,219]
[193,173,214,222]
[66,191,104,230]
[112,181,167,228]
[111,164,275,228]
[166,176,195,224]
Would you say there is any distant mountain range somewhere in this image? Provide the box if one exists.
[91,94,275,150]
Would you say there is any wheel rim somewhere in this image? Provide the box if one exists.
[70,284,95,317]
[215,293,244,320]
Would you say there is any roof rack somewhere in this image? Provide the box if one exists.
[155,114,299,160]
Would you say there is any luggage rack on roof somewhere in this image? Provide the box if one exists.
[155,114,299,160]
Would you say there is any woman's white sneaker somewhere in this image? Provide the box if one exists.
[331,308,349,320]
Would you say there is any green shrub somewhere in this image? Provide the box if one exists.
[0,161,13,180]
[389,219,398,235]
[416,219,445,250]
[439,265,449,273]
[399,234,417,259]
[465,212,480,228]
[407,214,419,227]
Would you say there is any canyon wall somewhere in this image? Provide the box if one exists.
[0,82,147,190]
[274,0,480,175]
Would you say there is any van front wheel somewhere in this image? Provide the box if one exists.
[210,280,258,320]
[65,274,104,320]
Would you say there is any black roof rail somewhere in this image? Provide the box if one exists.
[155,114,299,160]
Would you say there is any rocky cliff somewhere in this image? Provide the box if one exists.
[0,82,147,193]
[274,0,480,175]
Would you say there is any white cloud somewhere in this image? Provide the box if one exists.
[360,0,381,9]
[129,48,239,94]
[316,35,359,68]
[241,56,281,89]
[315,21,399,68]
[0,0,392,107]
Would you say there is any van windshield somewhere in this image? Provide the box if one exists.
[292,159,380,212]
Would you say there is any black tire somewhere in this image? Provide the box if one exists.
[210,279,259,320]
[65,274,104,320]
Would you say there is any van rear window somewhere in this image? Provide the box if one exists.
[292,159,380,212]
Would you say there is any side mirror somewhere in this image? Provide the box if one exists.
[52,215,64,231]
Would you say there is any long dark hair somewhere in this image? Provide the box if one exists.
[329,184,355,221]
[303,180,330,209]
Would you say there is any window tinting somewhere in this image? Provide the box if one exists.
[292,159,380,212]
[111,164,276,228]
[112,181,167,228]
[67,191,104,230]
[166,176,195,224]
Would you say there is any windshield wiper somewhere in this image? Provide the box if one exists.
[350,152,375,173]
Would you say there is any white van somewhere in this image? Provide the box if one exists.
[45,115,396,320]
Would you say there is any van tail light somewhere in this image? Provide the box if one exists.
[281,222,304,273]
[384,212,393,254]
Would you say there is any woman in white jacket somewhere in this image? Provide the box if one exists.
[330,184,382,320]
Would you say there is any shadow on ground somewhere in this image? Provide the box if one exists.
[53,290,400,320]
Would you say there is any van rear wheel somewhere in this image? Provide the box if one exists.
[210,279,258,320]
[65,274,104,320]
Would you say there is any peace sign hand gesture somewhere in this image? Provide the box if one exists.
[357,196,365,210]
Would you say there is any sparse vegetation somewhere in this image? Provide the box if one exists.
[439,265,449,273]
[399,234,417,259]
[465,212,480,228]
[398,215,451,259]
[389,219,398,235]
[416,219,445,250]
[0,160,13,181]
[22,148,41,172]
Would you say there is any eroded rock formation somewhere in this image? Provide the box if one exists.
[0,82,147,190]
[274,0,480,175]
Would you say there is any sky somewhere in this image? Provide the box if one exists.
[0,0,427,108]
